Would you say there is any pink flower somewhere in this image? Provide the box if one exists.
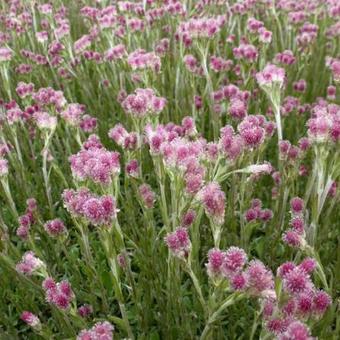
[197,182,225,225]
[69,144,120,185]
[279,321,312,340]
[20,311,41,329]
[139,184,156,209]
[206,248,225,277]
[231,273,247,290]
[43,278,74,310]
[283,230,304,248]
[283,268,312,295]
[78,304,93,318]
[245,260,274,295]
[181,210,196,228]
[0,47,12,61]
[44,219,66,237]
[16,251,44,276]
[122,88,166,118]
[222,247,247,274]
[164,227,190,258]
[256,64,285,88]
[312,290,332,314]
[77,321,114,340]
[63,189,118,226]
[290,197,304,215]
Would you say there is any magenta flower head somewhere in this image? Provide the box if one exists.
[283,267,312,295]
[43,278,74,311]
[290,197,304,215]
[197,182,225,225]
[126,159,139,178]
[78,304,93,318]
[164,227,191,259]
[181,209,196,228]
[16,251,45,276]
[245,260,274,296]
[20,311,41,329]
[69,145,120,185]
[77,321,114,340]
[139,184,156,209]
[231,273,248,291]
[312,290,332,315]
[256,64,285,89]
[283,230,305,248]
[298,258,317,275]
[44,219,66,237]
[222,247,247,276]
[277,262,296,278]
[122,88,166,118]
[63,188,118,227]
[206,248,225,277]
[278,321,312,340]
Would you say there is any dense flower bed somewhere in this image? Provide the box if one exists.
[0,0,339,339]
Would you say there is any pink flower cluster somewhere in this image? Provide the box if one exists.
[69,137,120,185]
[44,218,66,237]
[233,43,258,62]
[108,124,138,150]
[63,188,118,226]
[176,16,226,46]
[42,277,74,310]
[127,49,161,72]
[16,81,34,98]
[164,227,191,258]
[197,182,225,225]
[206,247,274,295]
[32,87,66,110]
[256,64,286,88]
[20,311,41,329]
[16,251,44,276]
[244,199,273,223]
[282,197,306,248]
[121,88,166,118]
[307,101,340,143]
[263,259,331,338]
[139,184,156,209]
[77,321,114,340]
[16,199,37,240]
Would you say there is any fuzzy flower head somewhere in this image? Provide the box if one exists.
[278,321,312,340]
[43,278,74,310]
[197,182,225,225]
[122,88,166,118]
[63,188,118,226]
[164,227,191,258]
[245,260,274,296]
[16,252,45,276]
[77,321,114,340]
[20,311,41,329]
[44,219,66,237]
[206,248,225,277]
[69,145,120,185]
[256,64,285,89]
[222,247,247,276]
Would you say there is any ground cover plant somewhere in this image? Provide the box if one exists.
[0,0,339,339]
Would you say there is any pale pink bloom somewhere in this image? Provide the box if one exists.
[44,219,66,237]
[164,227,190,258]
[256,64,285,88]
[20,311,41,329]
[16,251,44,276]
[197,182,225,225]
